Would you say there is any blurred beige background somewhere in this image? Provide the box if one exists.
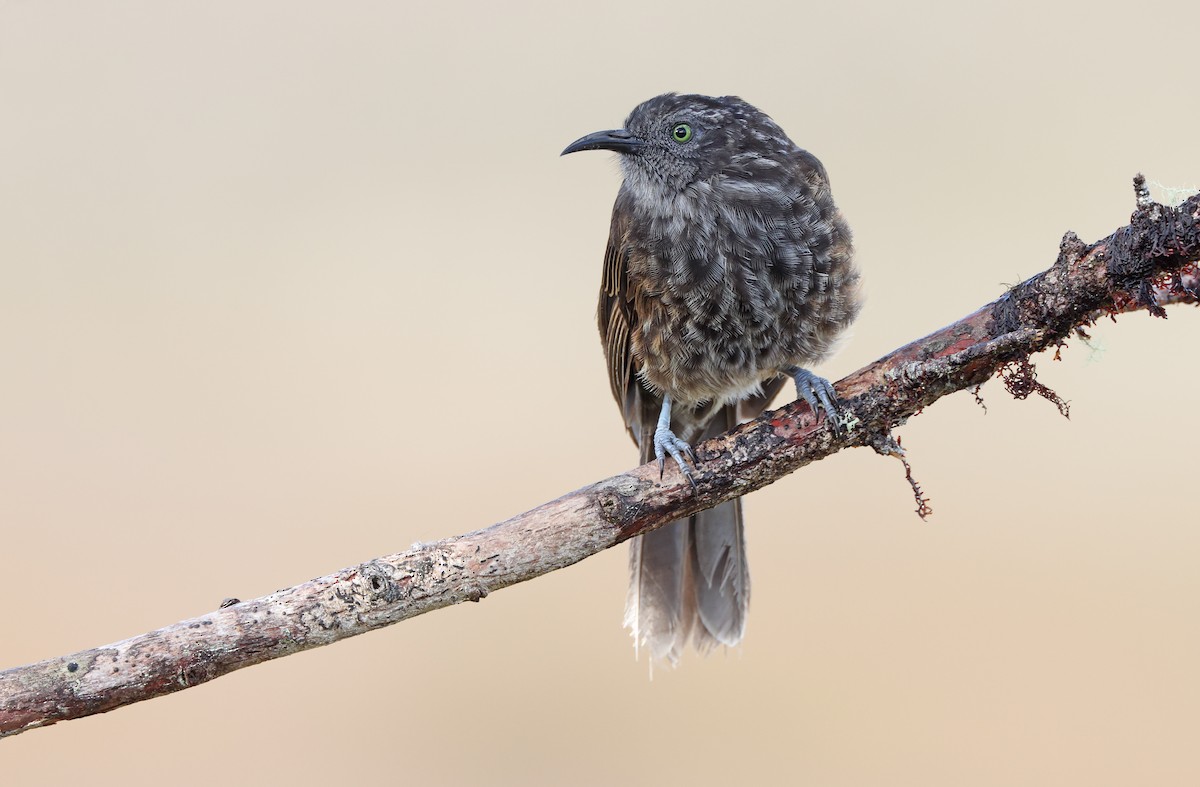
[2,1,1198,784]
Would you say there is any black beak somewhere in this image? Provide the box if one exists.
[561,129,644,156]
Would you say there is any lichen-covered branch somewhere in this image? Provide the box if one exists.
[2,178,1197,739]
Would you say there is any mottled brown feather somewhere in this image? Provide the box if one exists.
[578,93,861,663]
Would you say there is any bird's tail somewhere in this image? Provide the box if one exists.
[624,502,745,665]
[624,384,782,665]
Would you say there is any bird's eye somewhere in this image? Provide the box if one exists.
[671,123,693,143]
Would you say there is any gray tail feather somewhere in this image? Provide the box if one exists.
[691,497,748,651]
[624,519,698,664]
[625,397,768,664]
[623,501,747,665]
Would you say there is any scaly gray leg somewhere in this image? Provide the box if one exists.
[653,395,697,487]
[787,366,840,425]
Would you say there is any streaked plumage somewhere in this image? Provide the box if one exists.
[565,93,861,663]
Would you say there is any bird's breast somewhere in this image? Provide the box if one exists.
[624,184,857,406]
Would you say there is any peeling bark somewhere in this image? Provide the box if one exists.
[2,179,1197,739]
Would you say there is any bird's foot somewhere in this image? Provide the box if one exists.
[789,367,840,426]
[654,426,697,488]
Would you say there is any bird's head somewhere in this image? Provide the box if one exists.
[562,93,791,193]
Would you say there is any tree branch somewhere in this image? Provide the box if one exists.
[2,178,1197,739]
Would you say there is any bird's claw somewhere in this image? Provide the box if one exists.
[791,367,841,428]
[654,427,697,488]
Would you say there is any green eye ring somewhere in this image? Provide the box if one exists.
[671,123,693,143]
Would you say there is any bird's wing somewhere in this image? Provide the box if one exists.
[597,190,654,449]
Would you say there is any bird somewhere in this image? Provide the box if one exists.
[562,93,861,664]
